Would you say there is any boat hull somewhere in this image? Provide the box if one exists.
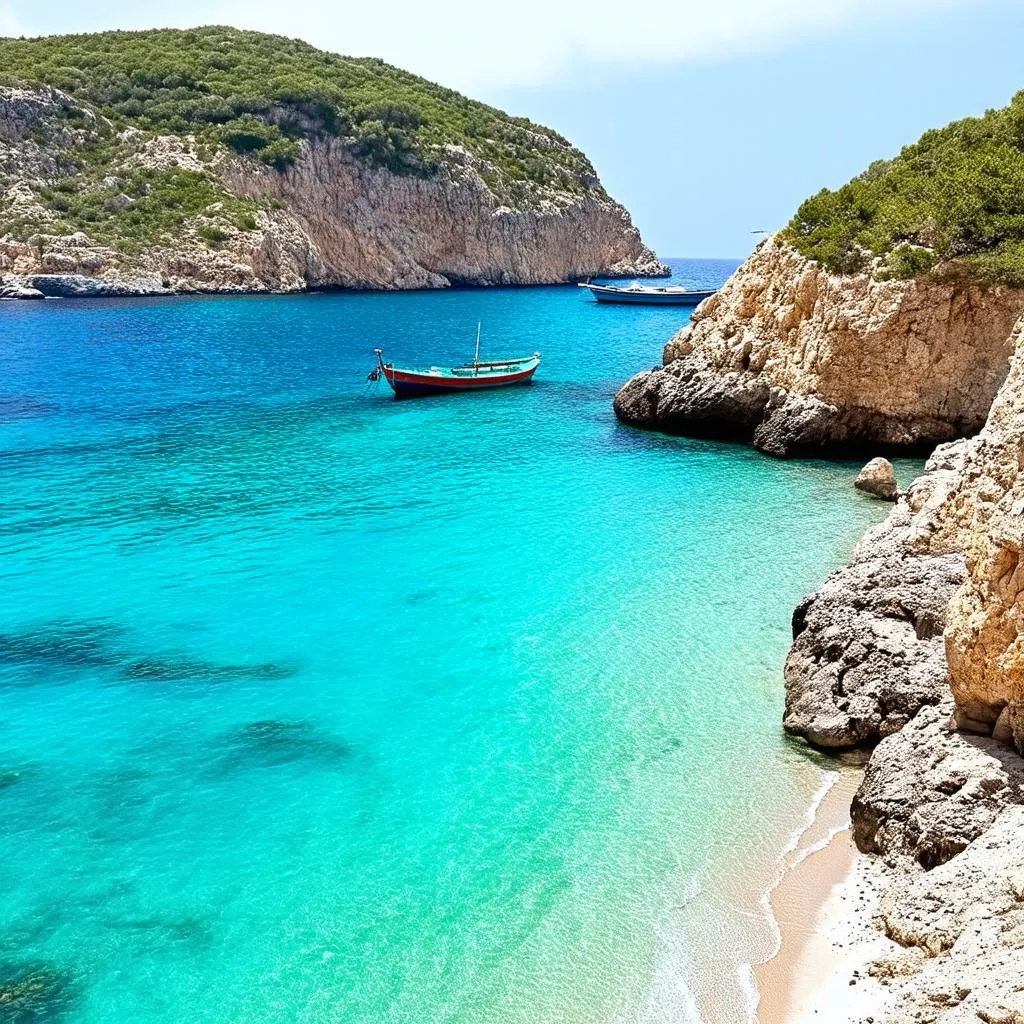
[582,284,716,306]
[384,362,538,398]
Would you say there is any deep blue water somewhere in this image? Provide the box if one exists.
[0,260,910,1023]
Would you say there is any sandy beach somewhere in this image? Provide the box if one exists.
[755,770,897,1024]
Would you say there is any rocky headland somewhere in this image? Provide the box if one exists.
[0,30,664,299]
[614,236,1024,457]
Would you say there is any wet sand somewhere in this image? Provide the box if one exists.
[755,770,895,1023]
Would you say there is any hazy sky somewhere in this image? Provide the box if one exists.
[3,0,1023,257]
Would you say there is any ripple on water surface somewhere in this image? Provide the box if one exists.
[0,261,916,1023]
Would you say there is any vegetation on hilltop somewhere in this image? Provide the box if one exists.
[0,26,600,193]
[783,91,1024,285]
[0,27,613,255]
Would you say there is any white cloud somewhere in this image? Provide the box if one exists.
[2,0,988,92]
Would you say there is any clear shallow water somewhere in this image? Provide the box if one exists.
[0,260,911,1023]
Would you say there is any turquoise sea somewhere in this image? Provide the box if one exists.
[0,261,907,1024]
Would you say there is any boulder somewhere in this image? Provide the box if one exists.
[784,549,962,750]
[783,449,971,750]
[855,457,898,500]
[103,192,134,212]
[613,352,769,442]
[851,702,1024,869]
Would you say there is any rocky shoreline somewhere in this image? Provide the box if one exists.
[783,443,971,753]
[787,335,1024,1020]
[615,242,1024,1021]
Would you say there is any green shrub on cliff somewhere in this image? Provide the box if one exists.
[217,114,300,169]
[0,26,600,192]
[783,91,1024,285]
[34,168,261,251]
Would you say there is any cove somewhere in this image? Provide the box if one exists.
[0,261,915,1023]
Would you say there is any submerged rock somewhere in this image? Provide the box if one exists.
[0,618,297,689]
[0,960,76,1022]
[220,719,351,770]
[854,457,898,500]
[0,620,124,673]
[125,657,297,683]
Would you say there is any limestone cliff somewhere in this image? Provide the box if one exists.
[603,98,1024,1018]
[614,236,1024,457]
[944,334,1024,739]
[0,79,662,298]
[223,137,661,291]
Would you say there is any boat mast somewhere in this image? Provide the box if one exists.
[474,322,481,375]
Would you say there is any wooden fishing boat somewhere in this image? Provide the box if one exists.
[368,327,540,399]
[578,280,717,306]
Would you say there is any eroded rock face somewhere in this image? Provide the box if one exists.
[784,323,1024,751]
[780,311,1024,1019]
[0,275,42,299]
[614,236,1024,456]
[226,139,665,290]
[871,806,1024,1024]
[24,274,171,297]
[878,805,1024,951]
[0,85,664,297]
[778,315,1024,1020]
[851,701,1024,869]
[783,552,962,750]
